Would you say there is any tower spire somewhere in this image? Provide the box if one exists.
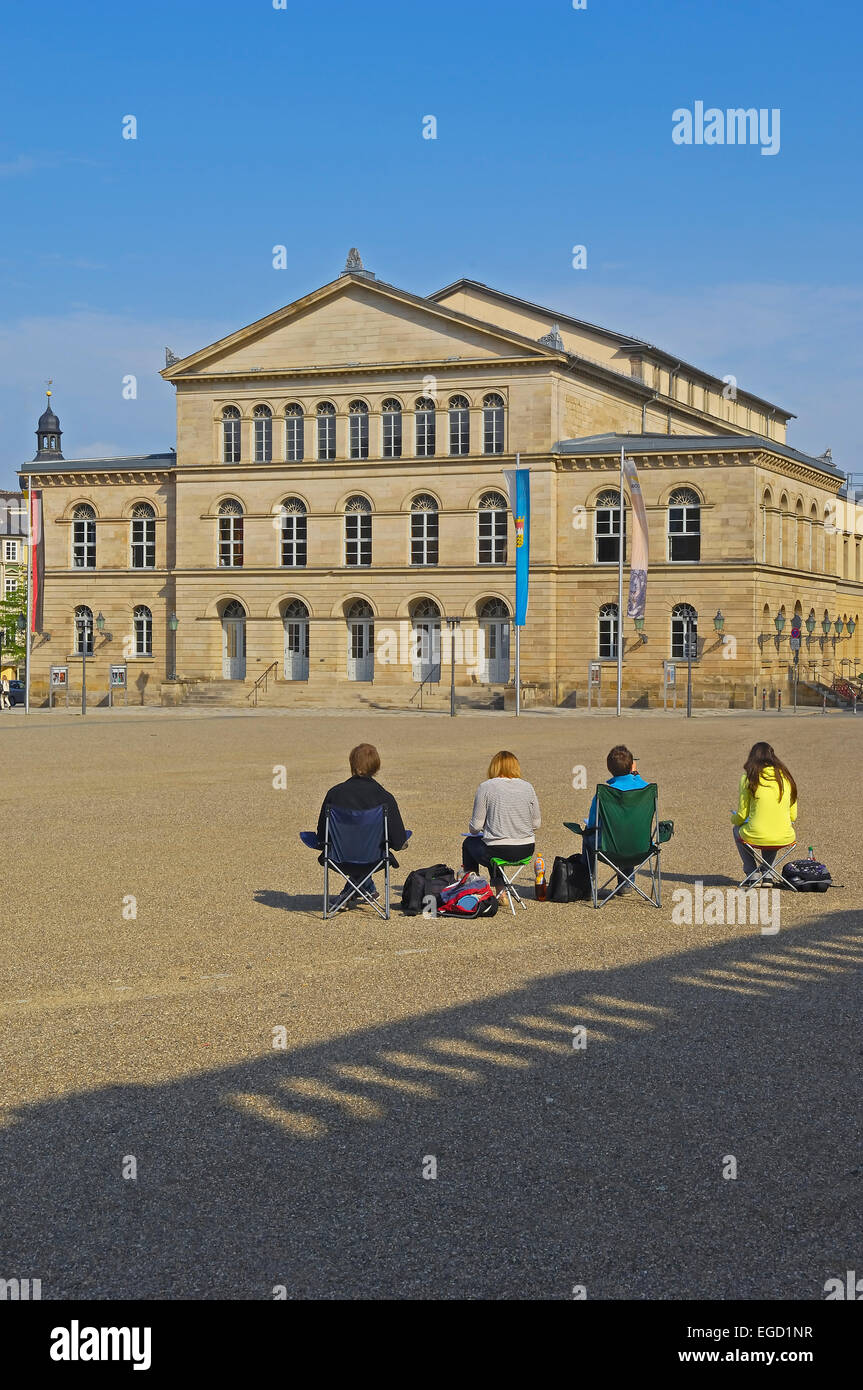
[34,384,63,461]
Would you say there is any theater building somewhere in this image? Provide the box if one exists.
[20,252,863,709]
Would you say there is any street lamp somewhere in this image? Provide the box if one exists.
[445,616,460,718]
[169,612,179,681]
[805,612,816,636]
[774,612,786,635]
[834,617,844,637]
[821,616,832,636]
[847,617,857,638]
[713,609,725,635]
[75,612,92,716]
[685,610,697,718]
[96,611,105,635]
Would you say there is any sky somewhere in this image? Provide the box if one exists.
[1,0,861,488]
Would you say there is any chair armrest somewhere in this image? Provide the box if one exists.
[563,821,586,836]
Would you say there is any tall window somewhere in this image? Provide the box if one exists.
[133,605,152,657]
[72,504,96,568]
[4,540,18,562]
[478,491,508,565]
[345,495,371,567]
[349,401,369,459]
[218,499,244,567]
[482,393,504,454]
[130,502,155,569]
[317,402,336,460]
[411,495,439,566]
[449,395,470,456]
[222,406,241,464]
[668,488,701,562]
[598,603,619,660]
[285,403,304,461]
[595,490,625,564]
[415,397,436,457]
[671,603,698,659]
[74,605,94,655]
[382,398,403,459]
[280,497,307,567]
[253,405,273,462]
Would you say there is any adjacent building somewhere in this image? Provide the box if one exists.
[20,253,863,708]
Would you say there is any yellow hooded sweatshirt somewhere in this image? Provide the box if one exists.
[732,766,798,846]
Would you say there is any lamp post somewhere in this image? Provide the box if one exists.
[169,612,179,681]
[445,616,460,718]
[685,611,696,718]
[76,612,92,716]
[713,609,725,641]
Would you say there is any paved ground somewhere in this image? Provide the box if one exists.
[1,705,860,1299]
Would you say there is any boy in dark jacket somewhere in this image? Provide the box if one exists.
[313,743,408,905]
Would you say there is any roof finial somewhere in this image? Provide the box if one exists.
[344,247,364,272]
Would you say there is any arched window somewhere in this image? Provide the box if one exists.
[671,603,698,660]
[761,489,773,564]
[279,497,307,568]
[316,402,336,460]
[253,404,273,462]
[349,400,369,460]
[809,502,818,571]
[778,493,789,567]
[482,393,505,455]
[795,500,805,569]
[218,499,244,568]
[668,488,701,562]
[285,403,304,462]
[382,398,403,459]
[411,494,439,566]
[478,491,507,565]
[595,490,625,564]
[415,396,436,457]
[133,605,152,657]
[344,495,372,567]
[222,406,241,464]
[72,504,96,569]
[74,604,94,656]
[598,603,619,660]
[130,502,155,569]
[449,395,470,456]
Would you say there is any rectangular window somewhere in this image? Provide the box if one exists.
[219,518,243,567]
[478,509,507,565]
[254,417,273,462]
[411,511,439,566]
[281,514,307,567]
[415,410,436,457]
[4,541,18,562]
[4,577,17,594]
[285,414,304,462]
[595,507,625,564]
[317,414,336,460]
[668,507,701,562]
[383,412,402,459]
[131,519,156,569]
[483,408,504,454]
[135,614,153,657]
[449,409,470,456]
[349,413,369,459]
[73,520,96,568]
[223,419,241,464]
[345,513,371,567]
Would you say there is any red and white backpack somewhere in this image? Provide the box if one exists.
[437,873,499,918]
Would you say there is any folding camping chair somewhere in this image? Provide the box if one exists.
[739,837,798,892]
[565,782,663,908]
[490,853,533,915]
[321,804,391,919]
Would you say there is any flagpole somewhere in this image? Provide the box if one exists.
[25,473,32,716]
[616,446,623,716]
[515,451,521,718]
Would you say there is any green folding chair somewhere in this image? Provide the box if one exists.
[566,783,664,908]
[490,853,534,914]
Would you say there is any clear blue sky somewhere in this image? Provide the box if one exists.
[2,0,861,486]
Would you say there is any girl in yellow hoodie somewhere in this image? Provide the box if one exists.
[732,741,798,879]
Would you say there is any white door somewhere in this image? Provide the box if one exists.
[411,621,440,683]
[284,620,309,681]
[481,621,510,683]
[347,620,374,681]
[222,619,246,679]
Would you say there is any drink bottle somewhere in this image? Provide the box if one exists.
[807,845,815,861]
[534,855,547,901]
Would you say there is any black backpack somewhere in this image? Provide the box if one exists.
[782,859,832,892]
[401,864,457,916]
[548,853,592,903]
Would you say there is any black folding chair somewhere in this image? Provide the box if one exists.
[322,804,390,919]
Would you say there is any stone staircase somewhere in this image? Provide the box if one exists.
[176,677,506,712]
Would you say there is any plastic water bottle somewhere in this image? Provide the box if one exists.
[534,855,547,901]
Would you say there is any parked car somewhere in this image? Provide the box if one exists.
[7,680,25,706]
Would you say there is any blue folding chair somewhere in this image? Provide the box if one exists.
[322,804,390,919]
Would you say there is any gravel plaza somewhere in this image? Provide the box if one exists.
[0,705,859,1300]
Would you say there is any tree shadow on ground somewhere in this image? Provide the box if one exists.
[1,914,859,1300]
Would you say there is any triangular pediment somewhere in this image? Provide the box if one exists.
[161,274,564,379]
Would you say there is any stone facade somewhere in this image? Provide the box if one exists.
[20,264,863,708]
